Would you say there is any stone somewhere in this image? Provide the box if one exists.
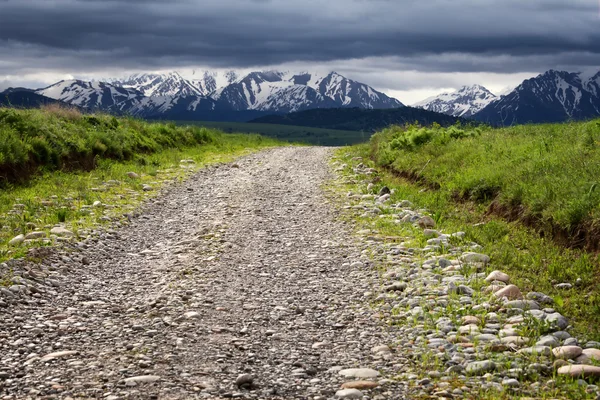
[339,368,380,379]
[417,216,436,228]
[372,345,391,354]
[384,282,407,292]
[526,292,554,304]
[235,374,254,388]
[184,311,200,319]
[554,283,573,290]
[504,300,539,310]
[335,389,363,399]
[124,375,161,386]
[485,270,510,283]
[126,172,140,179]
[50,227,74,237]
[493,285,523,300]
[466,360,496,375]
[341,381,379,390]
[536,336,560,348]
[8,234,25,246]
[142,184,153,191]
[462,316,480,325]
[501,336,528,346]
[557,365,600,378]
[502,378,520,388]
[546,313,569,330]
[378,186,390,196]
[518,346,552,357]
[25,231,46,240]
[40,350,78,362]
[582,348,600,361]
[461,252,490,264]
[93,200,102,207]
[552,346,583,360]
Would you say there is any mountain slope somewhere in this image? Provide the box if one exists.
[250,107,468,132]
[474,70,600,125]
[111,72,204,97]
[0,88,66,108]
[414,85,497,118]
[36,80,144,112]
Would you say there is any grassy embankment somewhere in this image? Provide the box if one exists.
[341,121,600,340]
[0,105,281,264]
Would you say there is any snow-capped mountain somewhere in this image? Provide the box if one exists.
[211,70,403,113]
[37,80,144,112]
[474,70,600,125]
[35,70,403,121]
[413,85,497,118]
[111,72,204,97]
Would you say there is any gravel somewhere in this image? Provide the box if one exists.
[0,148,404,399]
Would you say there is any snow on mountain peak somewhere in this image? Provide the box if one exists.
[414,85,497,118]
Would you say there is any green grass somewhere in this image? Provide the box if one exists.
[337,120,600,340]
[175,120,368,146]
[371,121,600,246]
[0,106,282,266]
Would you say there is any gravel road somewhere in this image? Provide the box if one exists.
[0,147,405,399]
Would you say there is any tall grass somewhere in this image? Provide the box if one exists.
[0,106,219,185]
[371,120,600,248]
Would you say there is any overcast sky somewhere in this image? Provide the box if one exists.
[1,0,599,104]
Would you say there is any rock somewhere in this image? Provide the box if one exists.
[493,284,523,300]
[335,388,363,399]
[25,231,46,240]
[372,345,391,354]
[384,282,407,292]
[8,234,25,246]
[461,252,490,264]
[582,348,600,361]
[235,374,254,388]
[526,292,554,304]
[554,359,569,369]
[93,201,102,207]
[501,336,528,346]
[536,336,560,348]
[40,350,78,362]
[485,270,510,283]
[50,227,74,237]
[462,316,480,325]
[378,186,390,196]
[339,368,380,379]
[124,375,161,386]
[466,360,496,375]
[142,184,153,191]
[557,365,600,378]
[518,346,552,357]
[417,216,436,228]
[504,300,539,310]
[184,311,200,319]
[126,172,140,179]
[554,283,573,290]
[341,381,379,390]
[552,346,583,360]
[546,313,569,330]
[502,378,520,388]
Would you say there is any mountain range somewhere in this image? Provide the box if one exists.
[414,70,600,125]
[3,68,600,127]
[25,70,403,122]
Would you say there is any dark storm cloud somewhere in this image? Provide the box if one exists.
[0,0,599,75]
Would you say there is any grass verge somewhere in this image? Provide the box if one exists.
[336,143,600,342]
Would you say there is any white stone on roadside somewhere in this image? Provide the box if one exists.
[339,368,380,379]
[8,234,25,246]
[124,375,161,386]
[184,311,200,319]
[335,388,363,399]
[50,227,74,237]
[485,270,510,283]
[493,284,523,300]
[461,252,490,264]
[40,350,78,362]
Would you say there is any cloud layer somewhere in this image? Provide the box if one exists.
[1,0,599,101]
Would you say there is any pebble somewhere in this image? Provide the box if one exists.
[335,388,364,399]
[341,381,379,389]
[493,284,523,300]
[339,368,380,379]
[485,270,510,283]
[557,365,600,378]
